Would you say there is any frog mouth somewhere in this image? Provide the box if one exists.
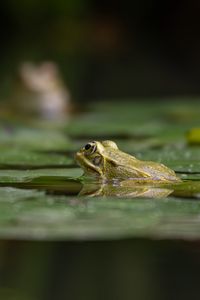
[75,152,103,177]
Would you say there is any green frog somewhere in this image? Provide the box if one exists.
[75,140,181,183]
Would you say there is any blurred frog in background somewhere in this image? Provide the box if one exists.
[9,61,71,123]
[75,140,181,183]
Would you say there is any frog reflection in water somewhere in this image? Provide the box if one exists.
[75,141,181,198]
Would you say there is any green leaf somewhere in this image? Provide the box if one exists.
[0,187,200,240]
[0,147,73,167]
[0,168,82,183]
[0,127,71,151]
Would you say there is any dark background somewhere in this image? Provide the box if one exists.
[1,239,200,300]
[0,0,200,101]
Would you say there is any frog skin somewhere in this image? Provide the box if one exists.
[75,140,181,183]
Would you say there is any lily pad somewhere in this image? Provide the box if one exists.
[91,99,200,125]
[1,100,200,242]
[0,126,71,151]
[67,115,168,138]
[1,187,200,240]
[136,146,200,174]
[0,168,82,183]
[0,147,73,167]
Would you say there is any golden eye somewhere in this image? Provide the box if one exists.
[84,142,96,154]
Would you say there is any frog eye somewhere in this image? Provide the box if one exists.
[85,144,92,150]
[84,142,96,154]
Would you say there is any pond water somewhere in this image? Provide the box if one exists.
[1,100,200,300]
[1,100,200,240]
